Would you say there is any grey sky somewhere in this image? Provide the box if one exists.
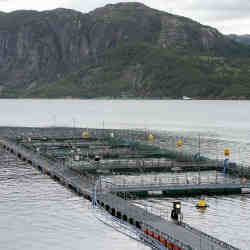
[0,0,249,34]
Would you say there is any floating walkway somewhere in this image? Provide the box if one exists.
[0,136,241,250]
[109,183,250,197]
[69,159,222,174]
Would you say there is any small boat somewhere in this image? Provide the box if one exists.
[171,166,182,172]
[182,96,192,100]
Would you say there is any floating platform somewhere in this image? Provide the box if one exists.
[113,183,246,198]
[68,159,222,174]
[0,129,244,250]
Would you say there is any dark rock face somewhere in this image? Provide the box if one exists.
[0,9,92,93]
[0,2,246,97]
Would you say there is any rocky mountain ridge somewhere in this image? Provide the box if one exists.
[0,2,249,98]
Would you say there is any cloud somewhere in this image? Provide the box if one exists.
[0,0,250,34]
[0,0,70,11]
[62,0,250,34]
[180,0,250,21]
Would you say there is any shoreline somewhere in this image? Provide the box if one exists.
[0,97,249,101]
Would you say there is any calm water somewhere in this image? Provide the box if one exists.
[1,100,249,138]
[0,150,148,250]
[1,99,250,249]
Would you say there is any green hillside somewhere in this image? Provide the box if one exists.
[23,42,250,99]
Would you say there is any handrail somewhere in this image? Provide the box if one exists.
[181,222,240,250]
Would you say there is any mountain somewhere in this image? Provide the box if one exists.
[228,34,250,46]
[0,2,250,98]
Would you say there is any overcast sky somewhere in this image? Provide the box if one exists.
[0,0,249,35]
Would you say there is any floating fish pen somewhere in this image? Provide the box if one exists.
[0,128,243,250]
[3,126,249,180]
[5,128,224,176]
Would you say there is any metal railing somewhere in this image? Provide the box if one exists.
[101,174,244,191]
[181,222,240,250]
[93,178,189,250]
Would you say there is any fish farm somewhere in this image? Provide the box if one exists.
[1,126,250,250]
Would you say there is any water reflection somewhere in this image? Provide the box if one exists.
[196,207,207,214]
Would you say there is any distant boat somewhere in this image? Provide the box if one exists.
[171,166,182,171]
[182,96,192,100]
